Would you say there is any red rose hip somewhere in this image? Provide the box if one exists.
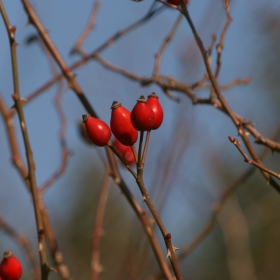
[114,138,135,165]
[0,250,22,280]
[82,114,111,147]
[131,96,154,131]
[147,92,164,130]
[110,101,138,146]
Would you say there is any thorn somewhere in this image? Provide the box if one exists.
[166,249,171,259]
[49,266,57,273]
[173,246,179,252]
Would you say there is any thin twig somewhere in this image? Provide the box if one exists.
[15,4,280,154]
[141,131,151,166]
[71,0,101,55]
[138,131,145,168]
[214,0,232,78]
[15,3,163,110]
[179,2,280,193]
[153,14,183,78]
[136,163,182,279]
[104,148,174,280]
[131,144,138,163]
[0,96,72,280]
[37,41,70,193]
[91,167,110,280]
[228,136,280,180]
[0,3,50,278]
[20,2,174,277]
[92,53,280,158]
[107,142,137,179]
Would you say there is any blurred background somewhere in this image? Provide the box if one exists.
[1,0,280,279]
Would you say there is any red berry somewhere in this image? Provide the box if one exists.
[131,96,154,131]
[110,101,138,146]
[114,138,135,165]
[82,114,111,147]
[147,92,164,130]
[0,251,22,280]
[78,121,94,145]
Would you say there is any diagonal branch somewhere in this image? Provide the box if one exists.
[20,1,174,278]
[179,2,280,193]
[228,136,280,180]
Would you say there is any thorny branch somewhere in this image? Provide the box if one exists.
[13,2,279,155]
[181,1,280,192]
[21,0,176,278]
[0,2,51,278]
[1,1,280,279]
[153,141,273,280]
[229,136,280,180]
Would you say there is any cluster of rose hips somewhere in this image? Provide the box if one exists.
[82,92,163,165]
[0,251,22,280]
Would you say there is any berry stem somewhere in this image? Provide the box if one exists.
[137,131,144,168]
[141,130,151,166]
[130,144,138,163]
[107,142,137,179]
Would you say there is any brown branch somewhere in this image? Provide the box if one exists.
[0,83,72,280]
[153,14,183,78]
[14,2,279,155]
[91,167,110,280]
[93,52,280,159]
[214,0,232,78]
[17,2,161,109]
[71,0,101,55]
[179,2,280,193]
[93,52,197,101]
[21,1,174,278]
[0,3,50,278]
[107,142,138,179]
[245,124,280,151]
[136,160,182,279]
[152,164,257,280]
[228,136,280,180]
[104,149,175,279]
[37,43,70,193]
